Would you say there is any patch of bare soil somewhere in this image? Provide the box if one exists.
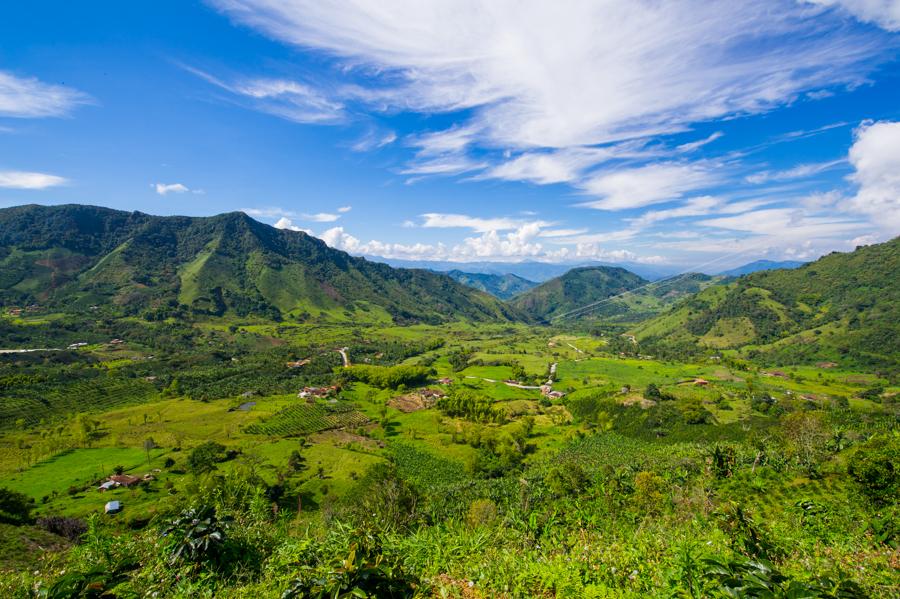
[388,394,430,412]
[621,394,657,409]
[311,430,383,449]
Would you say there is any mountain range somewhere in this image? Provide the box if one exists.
[0,204,522,325]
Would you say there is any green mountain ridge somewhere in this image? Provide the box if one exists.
[633,238,900,369]
[0,204,523,324]
[510,266,722,324]
[509,266,648,321]
[444,269,538,299]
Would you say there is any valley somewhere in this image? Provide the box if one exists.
[0,207,897,597]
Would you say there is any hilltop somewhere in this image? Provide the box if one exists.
[0,204,522,325]
[634,237,900,369]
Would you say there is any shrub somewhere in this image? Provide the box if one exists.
[847,435,899,505]
[466,498,498,527]
[36,516,88,541]
[0,487,33,524]
[188,441,227,475]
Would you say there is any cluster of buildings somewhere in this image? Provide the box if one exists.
[539,385,566,399]
[298,385,340,400]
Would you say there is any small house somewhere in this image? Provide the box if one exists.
[438,377,453,385]
[98,481,118,492]
[693,378,710,386]
[109,474,141,487]
[539,385,552,396]
[105,501,122,514]
[548,391,566,399]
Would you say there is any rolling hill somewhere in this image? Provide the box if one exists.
[509,266,647,321]
[0,204,523,324]
[444,270,538,299]
[633,238,900,369]
[510,267,723,324]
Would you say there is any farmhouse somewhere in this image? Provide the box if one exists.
[298,385,339,399]
[547,391,566,399]
[438,377,453,385]
[420,388,446,400]
[105,501,122,514]
[286,359,310,368]
[109,474,141,487]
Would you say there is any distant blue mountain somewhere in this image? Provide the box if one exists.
[371,258,682,282]
[719,260,806,277]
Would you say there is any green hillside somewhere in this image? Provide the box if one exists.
[633,238,900,369]
[509,266,721,323]
[445,269,537,299]
[0,204,522,325]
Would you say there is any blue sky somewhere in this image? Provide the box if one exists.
[1,1,899,270]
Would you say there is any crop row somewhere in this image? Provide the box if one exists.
[245,402,369,437]
[0,378,158,429]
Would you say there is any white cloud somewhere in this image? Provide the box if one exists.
[627,196,721,228]
[484,147,624,185]
[153,182,190,195]
[211,0,887,151]
[316,222,660,263]
[807,0,900,31]
[242,206,342,222]
[419,213,550,232]
[676,131,724,153]
[699,208,868,238]
[273,217,312,233]
[303,212,340,222]
[578,163,717,210]
[184,65,345,124]
[350,130,397,151]
[337,205,352,213]
[745,159,845,184]
[845,120,900,230]
[0,170,68,189]
[0,71,90,118]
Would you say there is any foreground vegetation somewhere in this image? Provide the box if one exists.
[1,310,897,598]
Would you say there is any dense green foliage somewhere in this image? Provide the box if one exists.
[634,238,900,372]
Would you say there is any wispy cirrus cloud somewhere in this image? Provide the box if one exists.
[0,170,68,189]
[0,71,90,118]
[183,65,345,124]
[577,163,719,210]
[744,159,846,184]
[806,0,900,31]
[211,0,888,154]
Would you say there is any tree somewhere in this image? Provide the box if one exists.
[0,487,33,524]
[780,412,829,473]
[287,450,307,472]
[143,437,157,468]
[847,435,899,505]
[187,441,227,475]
